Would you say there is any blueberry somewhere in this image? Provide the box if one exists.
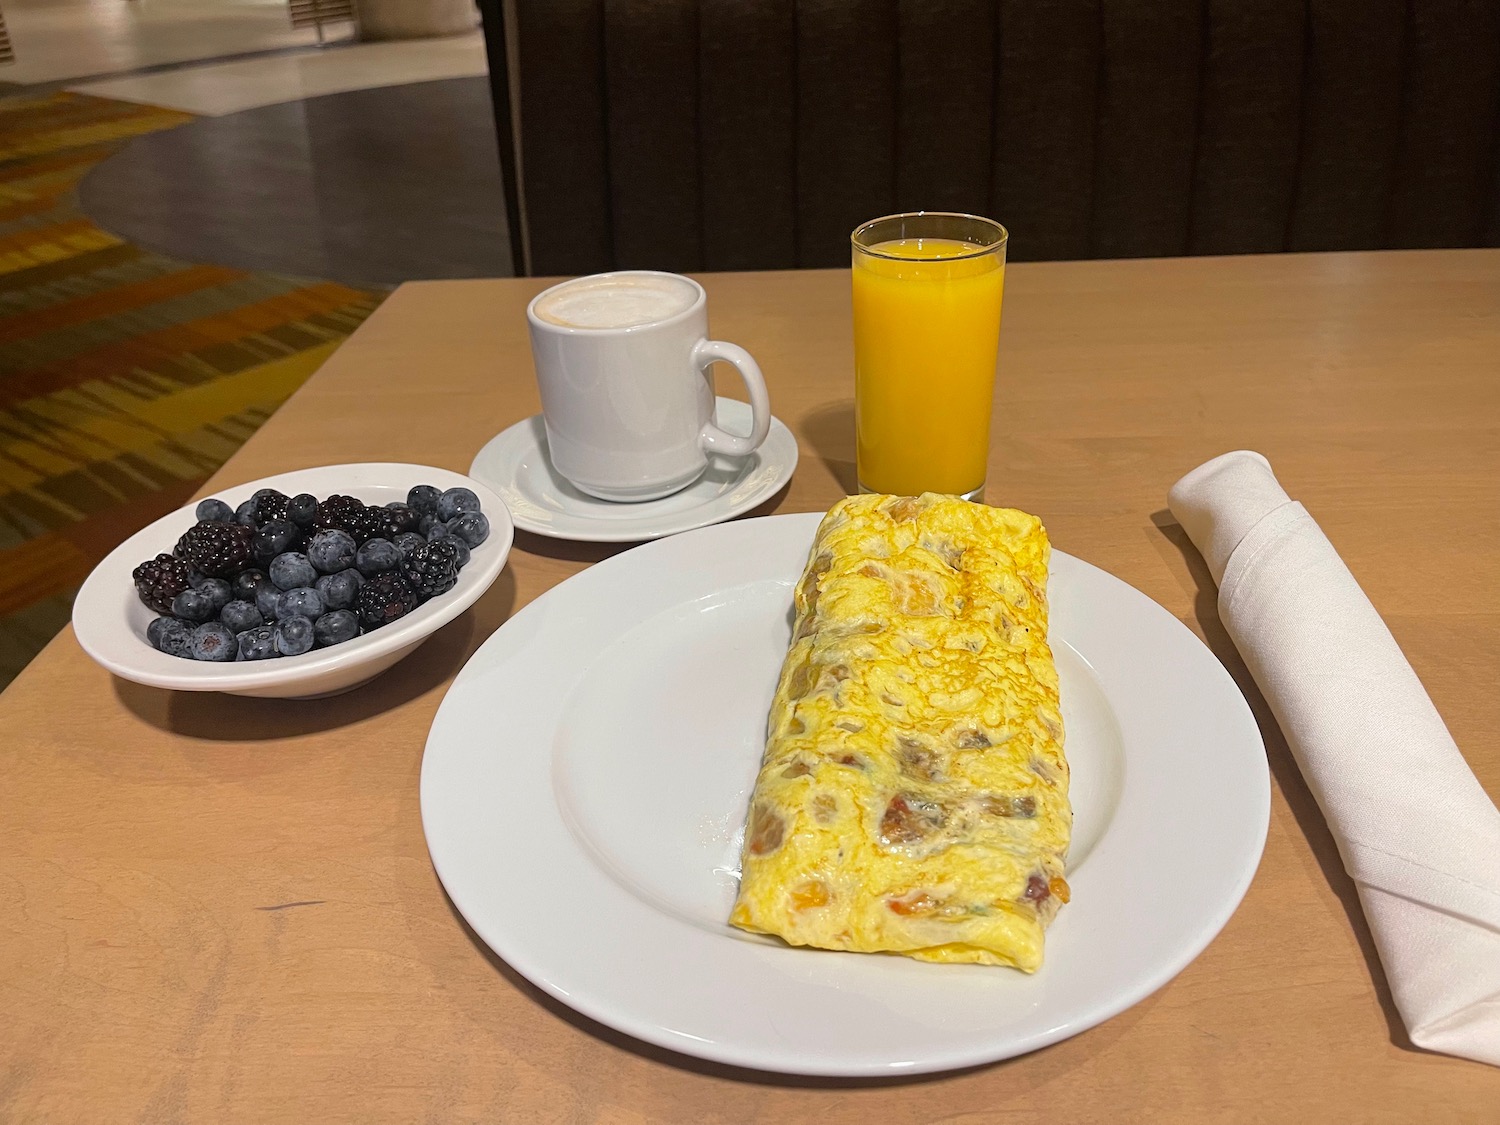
[276,586,324,620]
[148,616,194,659]
[236,624,278,661]
[426,521,451,542]
[234,498,260,529]
[255,581,282,621]
[287,492,319,528]
[313,609,360,648]
[307,529,357,575]
[269,552,317,591]
[196,498,234,523]
[436,487,481,521]
[417,514,441,537]
[190,621,237,661]
[447,536,470,569]
[447,512,490,547]
[355,537,401,577]
[407,484,442,516]
[230,568,263,599]
[392,532,426,562]
[314,568,363,610]
[252,519,302,565]
[274,614,315,657]
[198,577,233,615]
[171,587,215,623]
[219,599,263,633]
[186,569,210,589]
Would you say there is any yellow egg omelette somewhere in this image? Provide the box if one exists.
[729,493,1071,972]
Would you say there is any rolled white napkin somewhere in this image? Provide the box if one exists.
[1169,450,1500,1067]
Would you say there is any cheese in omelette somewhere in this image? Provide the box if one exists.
[729,493,1070,972]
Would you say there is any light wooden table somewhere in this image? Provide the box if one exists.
[2,252,1497,1123]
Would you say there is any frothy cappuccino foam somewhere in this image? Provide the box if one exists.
[533,274,698,330]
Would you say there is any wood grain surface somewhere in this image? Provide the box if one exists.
[2,251,1497,1123]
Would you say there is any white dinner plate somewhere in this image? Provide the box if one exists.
[420,512,1269,1076]
[468,397,798,542]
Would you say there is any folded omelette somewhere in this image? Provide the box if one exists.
[730,493,1071,972]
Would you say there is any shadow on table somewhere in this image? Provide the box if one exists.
[1148,510,1412,1053]
[112,569,517,743]
[798,400,857,495]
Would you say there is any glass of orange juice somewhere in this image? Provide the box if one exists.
[851,212,1007,500]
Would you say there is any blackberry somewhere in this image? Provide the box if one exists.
[174,519,252,578]
[404,540,460,600]
[133,553,193,614]
[347,505,394,544]
[315,494,368,537]
[356,571,419,629]
[251,488,290,524]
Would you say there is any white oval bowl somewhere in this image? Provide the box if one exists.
[72,463,514,699]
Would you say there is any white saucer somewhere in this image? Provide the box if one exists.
[468,398,799,542]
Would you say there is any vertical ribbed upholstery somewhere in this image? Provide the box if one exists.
[511,0,610,275]
[1386,0,1500,248]
[894,0,997,215]
[506,0,1500,274]
[991,0,1099,261]
[699,0,798,270]
[795,0,900,265]
[1190,0,1306,255]
[1091,0,1201,257]
[603,0,703,269]
[1287,0,1406,252]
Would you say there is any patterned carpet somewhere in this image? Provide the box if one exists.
[0,91,384,691]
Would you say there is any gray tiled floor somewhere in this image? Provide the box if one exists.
[79,76,513,287]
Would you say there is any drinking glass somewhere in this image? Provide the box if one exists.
[851,212,1008,500]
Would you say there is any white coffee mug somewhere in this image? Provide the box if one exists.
[526,270,772,502]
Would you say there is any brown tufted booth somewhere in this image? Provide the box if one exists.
[478,0,1500,276]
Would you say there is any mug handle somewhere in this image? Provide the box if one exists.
[693,339,772,457]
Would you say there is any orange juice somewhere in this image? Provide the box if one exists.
[852,236,1005,496]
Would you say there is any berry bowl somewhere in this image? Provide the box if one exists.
[72,463,514,699]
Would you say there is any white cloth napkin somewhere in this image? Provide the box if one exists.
[1169,450,1500,1067]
